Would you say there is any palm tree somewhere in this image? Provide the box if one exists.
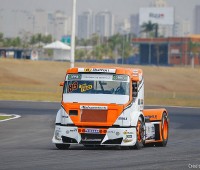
[141,21,158,38]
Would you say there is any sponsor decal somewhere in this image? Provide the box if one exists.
[82,74,113,81]
[126,135,132,138]
[149,13,164,19]
[123,130,134,135]
[107,130,115,134]
[80,106,108,110]
[146,115,157,119]
[62,115,68,118]
[70,129,77,132]
[78,68,116,73]
[82,138,101,142]
[116,132,120,136]
[79,83,93,92]
[112,75,128,81]
[85,129,100,134]
[123,138,133,143]
[68,81,78,93]
[65,129,77,135]
[68,74,82,80]
[84,68,92,72]
[118,117,127,121]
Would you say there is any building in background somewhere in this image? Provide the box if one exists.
[48,11,71,40]
[174,18,190,37]
[133,36,200,66]
[149,0,167,7]
[77,10,93,39]
[94,11,114,37]
[34,9,48,35]
[194,5,200,34]
[130,14,139,37]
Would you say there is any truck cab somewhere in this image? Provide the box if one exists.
[52,66,169,149]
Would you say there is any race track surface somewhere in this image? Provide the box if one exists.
[0,101,200,170]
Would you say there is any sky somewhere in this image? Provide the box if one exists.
[0,0,199,19]
[0,0,200,36]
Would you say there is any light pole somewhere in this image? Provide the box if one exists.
[70,0,76,68]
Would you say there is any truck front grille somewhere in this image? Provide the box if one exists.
[81,109,107,122]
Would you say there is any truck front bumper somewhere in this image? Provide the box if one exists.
[52,125,137,146]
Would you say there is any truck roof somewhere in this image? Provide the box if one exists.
[66,66,143,81]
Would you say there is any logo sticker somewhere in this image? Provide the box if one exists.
[68,74,82,80]
[80,106,108,110]
[85,129,100,134]
[79,83,92,92]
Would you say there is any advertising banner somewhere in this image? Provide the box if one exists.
[139,7,174,25]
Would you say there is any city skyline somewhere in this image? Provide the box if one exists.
[0,0,200,38]
[1,0,199,19]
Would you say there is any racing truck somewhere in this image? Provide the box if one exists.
[52,66,169,149]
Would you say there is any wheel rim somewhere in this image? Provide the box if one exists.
[163,118,168,140]
[136,121,142,142]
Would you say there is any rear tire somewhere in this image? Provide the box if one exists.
[156,112,169,147]
[129,116,145,150]
[55,144,70,150]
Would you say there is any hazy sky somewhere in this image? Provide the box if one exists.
[0,0,199,20]
[0,0,200,37]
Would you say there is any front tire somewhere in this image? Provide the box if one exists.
[55,144,70,150]
[129,116,145,150]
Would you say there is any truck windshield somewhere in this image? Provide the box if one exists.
[64,74,129,95]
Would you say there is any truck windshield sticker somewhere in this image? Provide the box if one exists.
[79,83,93,93]
[78,68,116,73]
[81,74,113,81]
[113,75,128,81]
[67,82,78,93]
[68,74,82,80]
[66,74,129,82]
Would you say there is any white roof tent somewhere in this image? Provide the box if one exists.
[43,41,71,61]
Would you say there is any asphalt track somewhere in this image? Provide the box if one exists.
[0,101,200,170]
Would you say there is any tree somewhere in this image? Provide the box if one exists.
[0,32,3,42]
[30,35,36,46]
[12,37,21,47]
[42,34,52,44]
[189,41,200,68]
[36,33,42,47]
[141,21,158,38]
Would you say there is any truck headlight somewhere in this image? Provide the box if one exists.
[55,130,61,141]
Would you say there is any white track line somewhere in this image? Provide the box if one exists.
[0,113,21,122]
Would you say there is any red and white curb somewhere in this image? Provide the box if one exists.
[0,113,21,122]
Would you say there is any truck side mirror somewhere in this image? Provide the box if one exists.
[59,82,64,86]
[132,82,138,98]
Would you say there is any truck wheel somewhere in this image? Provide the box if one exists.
[156,112,169,147]
[55,144,70,150]
[130,117,145,150]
